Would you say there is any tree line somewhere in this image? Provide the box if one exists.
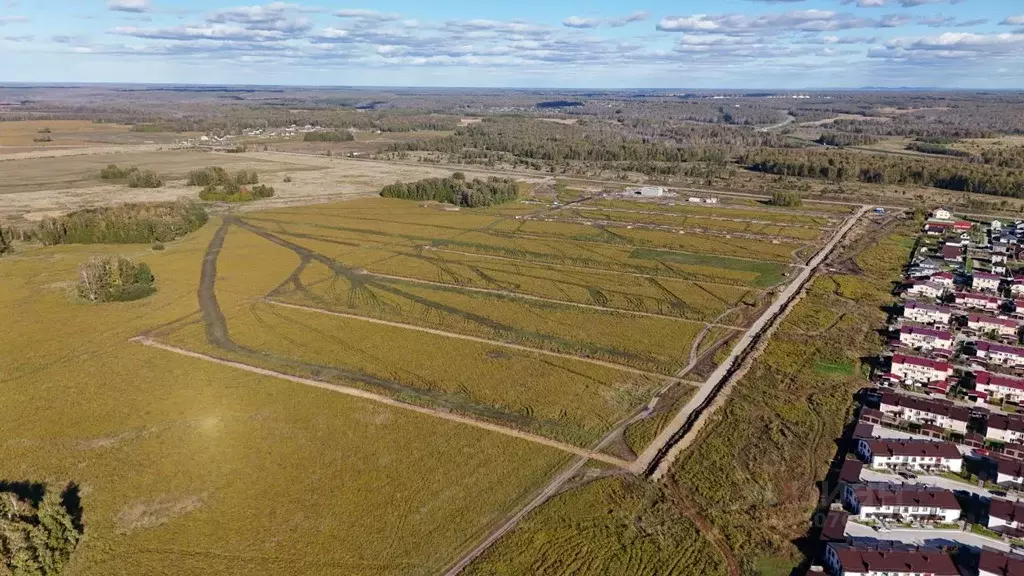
[33,200,208,245]
[741,149,1024,198]
[380,172,518,207]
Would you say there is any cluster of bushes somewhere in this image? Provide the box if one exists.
[199,183,275,202]
[0,482,82,575]
[77,256,156,302]
[33,200,208,245]
[380,172,518,207]
[0,226,12,255]
[187,166,273,201]
[768,190,803,207]
[186,166,257,186]
[99,165,163,188]
[303,131,354,142]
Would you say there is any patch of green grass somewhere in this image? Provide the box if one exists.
[630,248,787,288]
[815,361,855,376]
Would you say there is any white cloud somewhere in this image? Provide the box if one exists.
[562,12,647,29]
[656,10,903,34]
[0,15,29,24]
[107,0,152,13]
[335,9,401,21]
[1001,15,1024,26]
[841,0,887,7]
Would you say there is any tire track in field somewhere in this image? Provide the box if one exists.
[131,336,630,468]
[173,216,665,452]
[362,271,735,326]
[264,299,680,382]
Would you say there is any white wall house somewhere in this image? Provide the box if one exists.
[878,392,969,434]
[986,414,1024,444]
[841,484,961,524]
[976,342,1024,367]
[903,301,952,325]
[824,544,960,576]
[899,325,953,351]
[890,354,953,386]
[974,272,1003,292]
[907,281,947,299]
[969,314,1021,338]
[976,371,1024,403]
[855,439,963,473]
[957,292,1002,311]
[930,271,955,288]
[1012,281,1024,297]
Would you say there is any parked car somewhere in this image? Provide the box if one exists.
[898,471,918,480]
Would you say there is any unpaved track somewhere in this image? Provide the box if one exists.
[429,248,772,291]
[633,205,870,479]
[132,336,629,467]
[265,299,680,381]
[360,271,735,325]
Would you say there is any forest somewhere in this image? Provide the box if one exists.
[741,149,1024,198]
[380,172,518,207]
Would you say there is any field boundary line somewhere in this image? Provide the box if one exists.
[131,336,631,468]
[427,248,773,291]
[633,205,870,479]
[487,229,808,267]
[264,299,682,381]
[522,214,823,244]
[555,204,834,229]
[363,270,738,326]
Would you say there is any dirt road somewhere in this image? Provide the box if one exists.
[132,336,629,467]
[633,205,870,479]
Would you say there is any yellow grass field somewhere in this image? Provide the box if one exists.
[0,120,133,146]
[0,224,570,576]
[0,189,808,574]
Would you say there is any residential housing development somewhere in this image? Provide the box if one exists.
[812,210,1024,576]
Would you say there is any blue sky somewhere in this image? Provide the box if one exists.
[1,0,1023,88]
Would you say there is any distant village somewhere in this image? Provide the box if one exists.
[175,124,350,148]
[815,207,1024,576]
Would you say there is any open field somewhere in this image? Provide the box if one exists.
[577,198,843,225]
[0,120,132,147]
[463,477,727,576]
[464,215,911,576]
[0,224,571,576]
[0,150,525,223]
[539,208,827,241]
[0,150,302,195]
[1,176,831,574]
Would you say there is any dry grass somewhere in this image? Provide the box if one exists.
[0,222,571,576]
[0,120,133,147]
